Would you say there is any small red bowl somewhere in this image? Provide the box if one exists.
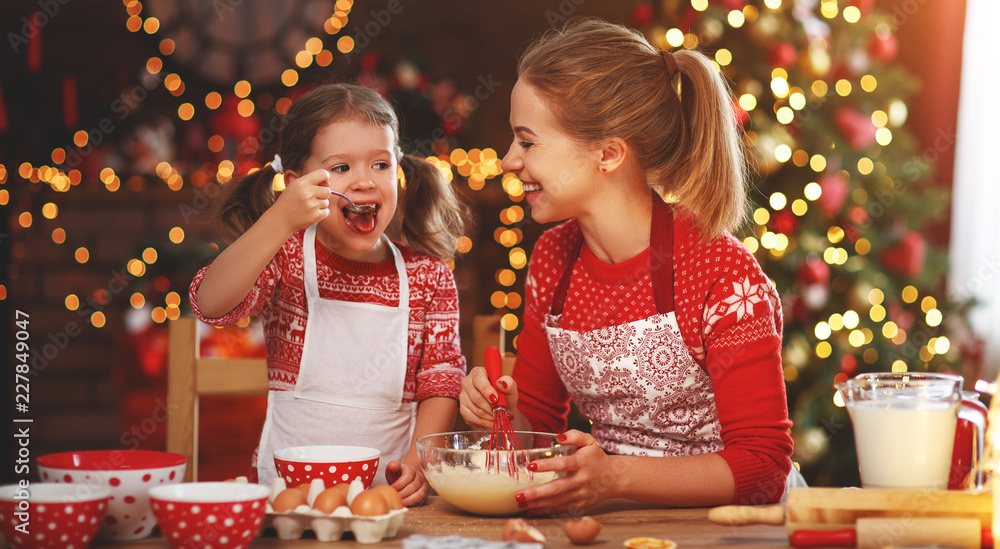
[273,446,380,489]
[149,482,270,549]
[0,483,111,549]
[36,450,186,541]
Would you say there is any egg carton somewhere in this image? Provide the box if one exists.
[261,477,407,544]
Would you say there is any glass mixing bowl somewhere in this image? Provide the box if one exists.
[416,431,575,516]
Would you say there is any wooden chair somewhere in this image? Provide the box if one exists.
[167,315,513,479]
[470,314,515,376]
[167,317,268,481]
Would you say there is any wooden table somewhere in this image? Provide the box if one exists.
[90,496,789,548]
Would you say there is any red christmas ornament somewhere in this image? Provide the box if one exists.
[817,172,850,215]
[62,75,78,130]
[770,210,799,235]
[847,0,876,15]
[360,52,380,72]
[833,107,877,151]
[27,13,41,73]
[209,94,261,161]
[768,41,798,69]
[888,302,916,332]
[0,76,9,133]
[797,256,831,286]
[840,354,857,375]
[731,99,750,127]
[880,231,927,278]
[630,2,655,29]
[714,0,747,10]
[848,204,868,225]
[868,31,899,64]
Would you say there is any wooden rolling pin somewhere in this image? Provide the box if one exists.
[709,487,993,533]
[789,517,990,549]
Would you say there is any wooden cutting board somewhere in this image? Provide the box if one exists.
[709,487,993,533]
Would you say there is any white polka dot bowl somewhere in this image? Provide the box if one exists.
[36,449,186,541]
[148,482,270,549]
[0,482,111,549]
[273,446,380,489]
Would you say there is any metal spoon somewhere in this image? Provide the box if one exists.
[330,190,377,215]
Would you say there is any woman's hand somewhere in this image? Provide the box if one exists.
[268,169,333,234]
[459,366,519,430]
[385,460,428,507]
[515,430,616,514]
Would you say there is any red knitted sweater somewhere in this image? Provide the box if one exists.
[514,203,793,504]
[188,230,466,403]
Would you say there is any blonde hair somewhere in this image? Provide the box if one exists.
[517,18,746,240]
[216,83,468,260]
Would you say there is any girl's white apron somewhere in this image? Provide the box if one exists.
[255,225,415,487]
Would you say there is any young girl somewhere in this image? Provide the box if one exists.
[461,18,797,512]
[190,83,468,506]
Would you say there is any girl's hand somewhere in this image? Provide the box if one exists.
[269,169,333,234]
[459,366,518,430]
[515,430,615,514]
[384,460,428,507]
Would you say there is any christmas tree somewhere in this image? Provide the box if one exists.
[631,0,969,486]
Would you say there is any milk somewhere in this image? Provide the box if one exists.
[847,400,958,489]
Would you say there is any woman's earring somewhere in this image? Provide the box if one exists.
[600,167,607,173]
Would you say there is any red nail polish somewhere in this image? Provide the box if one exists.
[556,433,567,442]
[517,501,527,509]
[527,463,537,472]
[499,380,508,390]
[515,493,526,503]
[489,393,498,405]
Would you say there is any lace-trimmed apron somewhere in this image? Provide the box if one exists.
[544,205,724,456]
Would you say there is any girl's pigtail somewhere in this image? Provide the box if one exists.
[396,155,470,261]
[215,165,279,243]
[667,50,747,239]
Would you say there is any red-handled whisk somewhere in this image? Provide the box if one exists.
[484,345,525,477]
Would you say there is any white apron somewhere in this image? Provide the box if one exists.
[544,202,805,496]
[255,226,416,487]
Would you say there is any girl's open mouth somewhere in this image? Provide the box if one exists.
[342,205,379,233]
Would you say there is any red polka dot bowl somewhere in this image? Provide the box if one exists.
[149,482,270,549]
[0,482,111,549]
[36,450,186,541]
[272,446,380,489]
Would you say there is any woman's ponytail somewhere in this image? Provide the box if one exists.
[396,155,470,261]
[663,49,747,240]
[215,166,278,243]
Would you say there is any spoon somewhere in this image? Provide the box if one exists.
[330,190,377,215]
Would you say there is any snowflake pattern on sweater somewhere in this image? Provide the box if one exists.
[188,230,466,403]
[514,202,793,504]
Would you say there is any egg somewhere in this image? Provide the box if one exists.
[272,487,307,512]
[350,489,390,516]
[313,487,348,514]
[503,518,546,543]
[370,484,404,510]
[332,482,351,498]
[294,483,312,498]
[563,516,602,544]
